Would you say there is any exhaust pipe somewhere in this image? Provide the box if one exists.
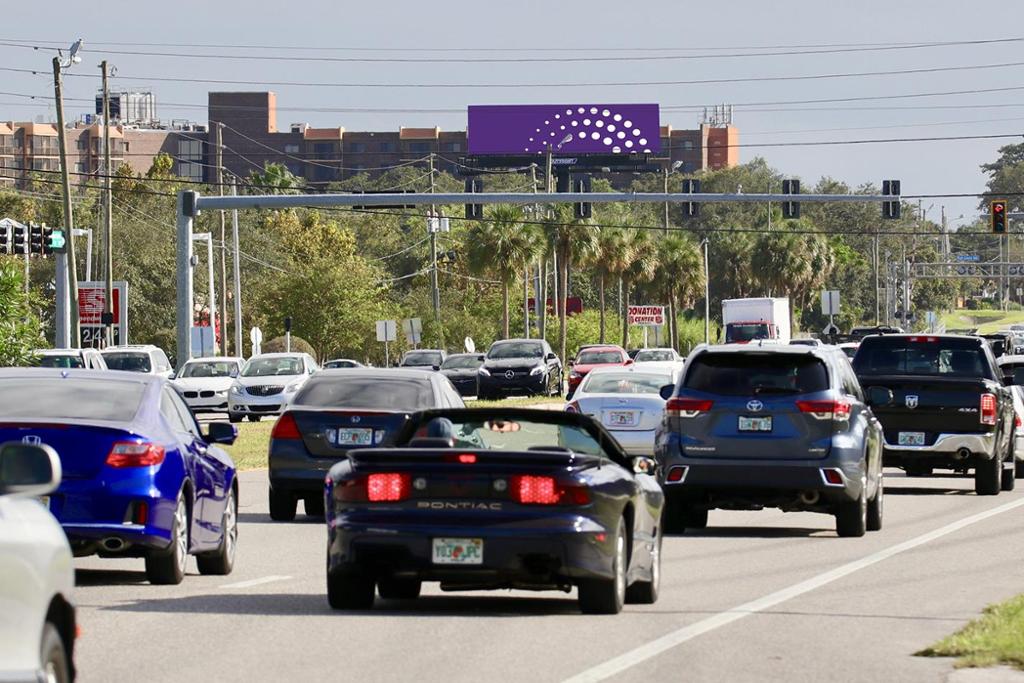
[955,448,971,460]
[101,537,127,552]
[799,491,820,506]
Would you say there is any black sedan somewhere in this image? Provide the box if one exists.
[440,353,484,396]
[268,369,464,521]
[323,408,664,614]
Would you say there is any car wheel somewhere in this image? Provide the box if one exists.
[228,413,242,424]
[146,493,189,584]
[39,622,71,683]
[866,474,884,532]
[247,415,261,423]
[197,487,237,575]
[975,454,1002,496]
[835,476,867,538]
[625,527,660,605]
[1001,461,1016,492]
[327,568,375,610]
[578,517,627,615]
[682,506,709,530]
[1016,460,1024,479]
[660,498,686,535]
[904,464,932,477]
[269,486,296,522]
[377,577,422,600]
[304,494,325,519]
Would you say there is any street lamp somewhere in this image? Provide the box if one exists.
[663,160,683,232]
[52,38,83,347]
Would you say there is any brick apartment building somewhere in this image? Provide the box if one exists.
[209,92,739,187]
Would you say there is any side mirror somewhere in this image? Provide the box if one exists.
[865,386,894,407]
[205,422,238,446]
[659,384,675,401]
[624,359,634,366]
[432,365,441,371]
[168,372,177,380]
[0,442,61,498]
[632,456,658,476]
[230,368,239,378]
[476,355,485,362]
[546,352,558,362]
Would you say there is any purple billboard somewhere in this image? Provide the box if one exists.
[467,104,661,156]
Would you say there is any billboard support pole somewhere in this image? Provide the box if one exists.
[55,251,69,348]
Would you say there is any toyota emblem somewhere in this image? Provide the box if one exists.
[746,400,763,412]
[21,435,42,445]
[504,370,515,379]
[351,415,361,423]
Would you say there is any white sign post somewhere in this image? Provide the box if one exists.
[376,320,398,366]
[820,290,841,338]
[249,326,263,357]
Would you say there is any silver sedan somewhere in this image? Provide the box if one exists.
[565,364,681,456]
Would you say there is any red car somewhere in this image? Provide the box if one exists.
[567,345,632,398]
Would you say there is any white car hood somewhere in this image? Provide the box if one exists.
[173,377,235,392]
[235,374,305,389]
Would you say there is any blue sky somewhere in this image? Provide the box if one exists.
[4,0,1022,224]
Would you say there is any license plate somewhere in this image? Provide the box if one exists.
[326,427,372,446]
[606,410,638,427]
[898,431,926,446]
[432,538,484,565]
[738,416,773,432]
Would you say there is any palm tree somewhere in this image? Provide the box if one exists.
[655,235,705,350]
[465,205,543,339]
[621,230,660,349]
[547,205,598,364]
[580,228,633,343]
[248,162,304,194]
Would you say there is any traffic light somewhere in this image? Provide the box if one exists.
[681,178,700,219]
[464,177,483,220]
[0,224,10,255]
[882,180,901,220]
[781,179,800,219]
[991,200,1008,234]
[11,223,27,255]
[28,223,44,255]
[44,228,66,255]
[572,174,592,220]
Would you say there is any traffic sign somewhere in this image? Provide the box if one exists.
[401,318,423,345]
[820,290,840,316]
[955,254,980,262]
[464,336,476,353]
[249,326,263,356]
[822,323,840,336]
[376,320,397,343]
[627,305,665,326]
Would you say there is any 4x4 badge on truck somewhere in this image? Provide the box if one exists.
[905,395,919,409]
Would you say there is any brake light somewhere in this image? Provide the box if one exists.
[980,393,998,426]
[796,400,851,421]
[666,398,713,418]
[271,413,301,440]
[366,473,411,502]
[457,453,477,464]
[511,475,591,505]
[106,441,166,468]
[1015,415,1021,429]
[908,336,938,343]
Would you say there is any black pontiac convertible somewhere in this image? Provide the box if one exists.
[323,408,664,614]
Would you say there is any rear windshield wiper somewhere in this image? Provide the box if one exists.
[752,385,800,395]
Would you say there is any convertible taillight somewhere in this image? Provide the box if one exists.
[366,473,411,502]
[665,398,713,418]
[106,441,165,468]
[270,413,301,440]
[980,393,998,426]
[510,475,590,506]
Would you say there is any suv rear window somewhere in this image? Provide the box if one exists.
[852,337,993,378]
[684,352,829,396]
[295,377,433,411]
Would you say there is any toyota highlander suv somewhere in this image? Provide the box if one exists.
[655,345,884,537]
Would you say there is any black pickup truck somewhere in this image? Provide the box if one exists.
[852,334,1015,494]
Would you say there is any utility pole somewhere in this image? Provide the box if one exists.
[428,153,442,348]
[873,232,880,325]
[100,60,113,347]
[231,181,242,358]
[525,164,537,339]
[703,238,710,344]
[215,122,228,355]
[53,55,80,347]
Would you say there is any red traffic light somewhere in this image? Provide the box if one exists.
[994,203,1005,213]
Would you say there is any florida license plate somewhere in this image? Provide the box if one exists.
[898,431,926,446]
[432,538,484,565]
[738,416,772,432]
[607,410,637,427]
[327,427,372,446]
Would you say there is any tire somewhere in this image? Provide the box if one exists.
[625,529,660,605]
[867,474,884,532]
[146,493,189,584]
[377,577,422,600]
[1002,462,1016,491]
[247,415,261,423]
[660,497,687,535]
[835,476,867,538]
[327,568,375,610]
[578,517,627,615]
[197,487,237,575]
[39,622,71,683]
[682,506,709,530]
[975,454,1002,496]
[304,494,325,519]
[1016,460,1024,479]
[269,486,296,522]
[904,464,933,477]
[228,413,242,424]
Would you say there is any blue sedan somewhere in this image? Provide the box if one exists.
[0,369,239,584]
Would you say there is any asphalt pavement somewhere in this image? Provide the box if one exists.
[71,469,1024,682]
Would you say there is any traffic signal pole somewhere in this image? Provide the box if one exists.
[52,56,80,347]
[101,60,113,348]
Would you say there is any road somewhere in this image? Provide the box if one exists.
[71,469,1024,682]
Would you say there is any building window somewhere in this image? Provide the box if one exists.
[408,142,431,154]
[441,142,461,153]
[379,142,395,153]
[682,140,694,151]
[74,162,86,173]
[284,143,300,154]
[348,142,366,154]
[313,142,334,159]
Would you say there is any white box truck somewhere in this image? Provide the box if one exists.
[721,297,791,344]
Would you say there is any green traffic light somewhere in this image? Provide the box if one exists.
[48,230,66,250]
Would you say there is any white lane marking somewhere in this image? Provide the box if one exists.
[220,575,291,589]
[565,496,1024,683]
